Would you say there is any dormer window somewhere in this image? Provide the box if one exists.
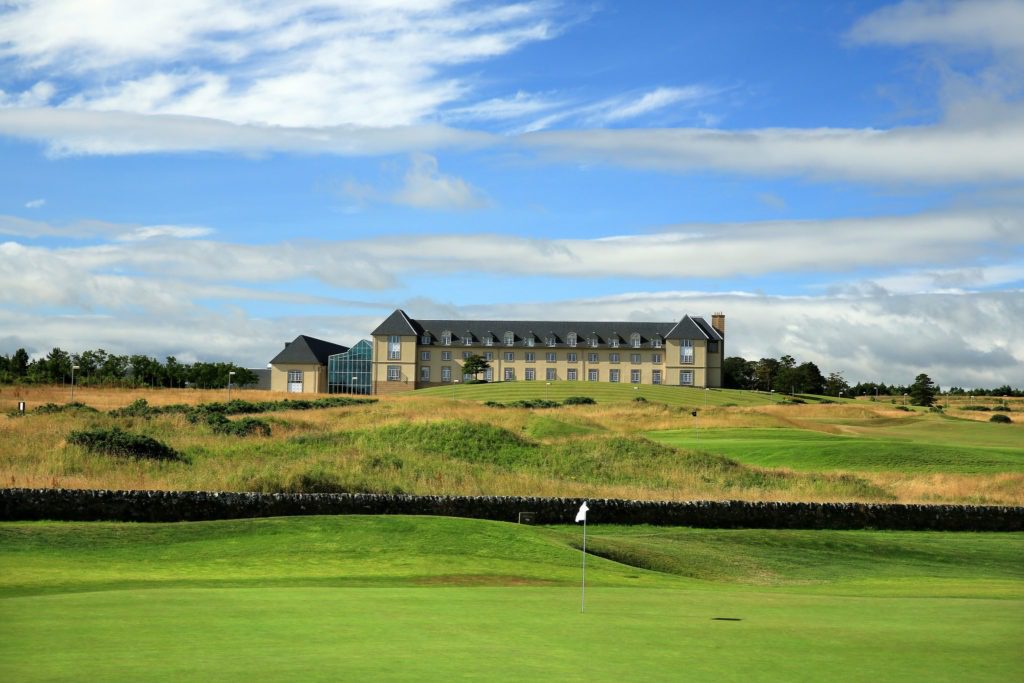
[567,332,577,348]
[463,334,473,346]
[652,337,662,349]
[631,333,641,348]
[441,330,451,346]
[546,335,557,347]
[610,336,620,348]
[525,336,535,347]
[589,336,599,348]
[504,331,515,346]
[421,334,431,345]
[484,334,494,347]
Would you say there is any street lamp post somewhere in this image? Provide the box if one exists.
[352,376,358,396]
[71,364,79,401]
[452,378,459,400]
[704,386,709,409]
[227,370,235,402]
[903,392,908,406]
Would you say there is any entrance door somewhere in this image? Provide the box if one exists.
[287,370,303,393]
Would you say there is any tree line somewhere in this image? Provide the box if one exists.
[0,347,258,388]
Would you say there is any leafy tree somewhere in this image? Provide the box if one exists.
[722,356,756,389]
[11,348,29,377]
[791,362,825,395]
[754,358,780,392]
[461,354,491,381]
[823,371,850,397]
[909,373,938,407]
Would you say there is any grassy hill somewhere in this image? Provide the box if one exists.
[1,516,1021,681]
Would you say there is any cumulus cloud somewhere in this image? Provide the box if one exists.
[848,0,1024,53]
[390,153,490,209]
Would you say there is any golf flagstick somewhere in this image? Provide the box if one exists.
[575,501,589,613]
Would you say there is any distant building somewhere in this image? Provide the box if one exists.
[268,335,348,394]
[369,309,725,395]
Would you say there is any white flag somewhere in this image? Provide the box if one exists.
[575,501,589,523]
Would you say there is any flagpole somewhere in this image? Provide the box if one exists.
[581,515,587,613]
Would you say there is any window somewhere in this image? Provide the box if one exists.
[681,339,694,364]
[631,369,641,384]
[588,352,598,363]
[504,331,515,346]
[567,352,577,363]
[546,368,556,381]
[462,351,471,360]
[546,352,556,363]
[463,372,474,382]
[589,337,599,348]
[588,369,599,382]
[287,370,303,392]
[610,337,620,348]
[652,370,662,385]
[441,330,451,346]
[421,351,430,361]
[680,370,693,386]
[388,335,401,360]
[631,333,641,348]
[484,335,494,347]
[609,369,620,383]
[546,335,556,347]
[630,353,641,364]
[525,337,535,347]
[463,335,473,346]
[567,332,577,347]
[652,353,662,364]
[421,334,431,345]
[484,352,493,361]
[567,368,578,381]
[387,366,400,381]
[652,337,662,348]
[441,351,452,361]
[504,368,515,381]
[420,366,430,382]
[610,352,620,364]
[441,366,451,382]
[708,341,719,353]
[484,368,493,382]
[525,368,536,381]
[504,351,514,361]
[525,352,535,362]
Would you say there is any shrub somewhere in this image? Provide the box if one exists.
[483,401,504,408]
[895,405,911,412]
[961,405,991,412]
[507,399,561,409]
[206,414,272,437]
[67,427,181,461]
[632,396,648,403]
[33,402,99,414]
[563,396,597,405]
[989,414,1012,424]
[992,405,1011,412]
[108,398,161,418]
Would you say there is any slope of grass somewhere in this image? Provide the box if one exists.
[647,427,1024,474]
[1,517,1022,682]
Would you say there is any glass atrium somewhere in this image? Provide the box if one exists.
[327,339,373,395]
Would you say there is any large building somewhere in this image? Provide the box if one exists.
[370,309,725,394]
[269,334,348,394]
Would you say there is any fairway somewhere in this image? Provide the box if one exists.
[1,516,1021,682]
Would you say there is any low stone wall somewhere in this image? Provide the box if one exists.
[1,488,1021,531]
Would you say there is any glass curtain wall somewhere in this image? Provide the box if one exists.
[328,339,373,395]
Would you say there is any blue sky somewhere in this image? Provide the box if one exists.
[1,0,1022,387]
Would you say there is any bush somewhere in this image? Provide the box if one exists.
[206,414,272,437]
[563,396,597,405]
[992,405,1011,412]
[108,398,160,418]
[895,405,911,412]
[632,396,648,403]
[483,401,504,408]
[33,402,99,414]
[507,399,561,409]
[961,405,991,412]
[67,427,181,460]
[989,414,1012,424]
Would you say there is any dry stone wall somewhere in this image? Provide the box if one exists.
[1,488,1021,531]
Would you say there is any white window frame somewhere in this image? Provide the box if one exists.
[525,352,535,362]
[504,331,515,346]
[463,335,473,346]
[546,335,557,347]
[462,351,471,360]
[463,372,474,382]
[680,370,694,386]
[485,335,494,347]
[526,337,535,348]
[681,339,694,364]
[567,352,577,363]
[504,368,515,381]
[652,370,662,385]
[631,333,641,349]
[441,331,451,346]
[504,351,514,361]
[610,352,620,364]
[421,334,431,345]
[287,370,303,383]
[546,368,556,381]
[388,335,401,360]
[610,338,620,349]
[567,332,577,348]
[420,366,430,382]
[652,338,662,349]
[546,352,556,363]
[567,368,578,381]
[484,368,493,382]
[525,368,536,381]
[589,337,599,348]
[588,352,598,363]
[421,351,430,361]
[630,353,641,365]
[441,366,452,382]
[484,352,493,362]
[652,353,662,364]
[631,369,641,384]
[441,351,452,361]
[387,366,400,382]
[609,369,620,383]
[588,369,598,382]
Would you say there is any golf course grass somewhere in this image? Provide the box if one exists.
[1,516,1021,681]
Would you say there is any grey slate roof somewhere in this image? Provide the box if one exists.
[270,335,348,365]
[372,310,722,348]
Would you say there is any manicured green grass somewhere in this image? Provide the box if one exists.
[1,517,1021,681]
[416,382,820,407]
[648,426,1024,473]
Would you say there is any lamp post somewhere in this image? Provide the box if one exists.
[704,386,709,409]
[71,364,79,401]
[452,378,459,400]
[903,392,908,406]
[227,370,235,402]
[352,375,358,396]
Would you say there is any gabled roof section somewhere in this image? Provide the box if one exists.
[664,315,712,340]
[270,335,348,365]
[371,309,421,336]
[693,317,723,341]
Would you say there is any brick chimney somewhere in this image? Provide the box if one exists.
[711,312,725,337]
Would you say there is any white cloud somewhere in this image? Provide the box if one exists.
[115,225,214,241]
[590,86,717,124]
[390,153,489,209]
[24,199,45,209]
[848,0,1024,53]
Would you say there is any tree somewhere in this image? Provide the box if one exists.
[754,358,780,392]
[823,371,850,397]
[909,373,938,407]
[791,362,825,395]
[461,354,491,382]
[11,348,29,377]
[722,356,756,389]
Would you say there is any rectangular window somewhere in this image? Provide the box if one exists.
[484,368,493,382]
[708,341,719,353]
[546,368,556,381]
[567,352,577,363]
[504,332,515,346]
[589,337,598,348]
[567,333,577,347]
[652,353,662,364]
[630,353,641,364]
[462,351,471,360]
[652,370,662,385]
[504,368,515,381]
[388,335,401,360]
[504,352,514,362]
[680,370,694,386]
[631,369,641,384]
[631,335,641,348]
[546,336,556,347]
[588,369,599,382]
[485,336,494,347]
[442,332,451,346]
[526,337,535,347]
[484,352,493,361]
[588,352,598,363]
[681,339,694,364]
[610,339,619,348]
[287,370,303,383]
[525,368,536,381]
[420,351,430,361]
[387,366,400,381]
[609,369,620,383]
[463,372,474,382]
[525,352,535,362]
[441,366,451,382]
[421,334,431,345]
[441,351,452,361]
[567,368,578,381]
[610,353,620,364]
[546,352,556,363]
[463,336,473,346]
[652,338,662,348]
[420,366,430,382]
